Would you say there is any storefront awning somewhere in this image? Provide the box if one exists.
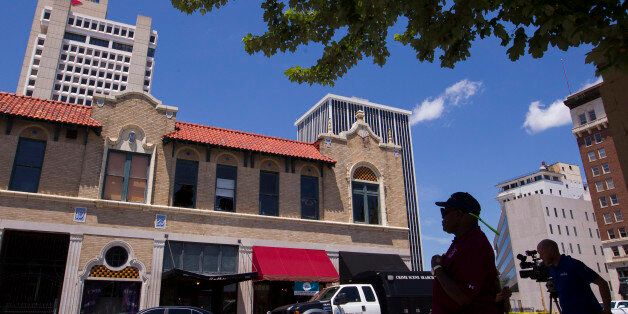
[339,251,409,283]
[252,246,339,282]
[162,268,258,285]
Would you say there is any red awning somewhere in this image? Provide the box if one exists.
[252,246,339,282]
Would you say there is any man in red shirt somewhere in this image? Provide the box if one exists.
[431,192,508,313]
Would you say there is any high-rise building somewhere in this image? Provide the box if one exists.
[565,82,628,299]
[17,0,157,106]
[295,94,423,270]
[494,162,609,311]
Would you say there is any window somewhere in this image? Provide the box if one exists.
[594,132,603,143]
[546,207,549,216]
[579,113,587,125]
[604,212,613,224]
[602,163,610,174]
[577,244,581,254]
[362,286,376,302]
[561,242,565,253]
[586,212,589,221]
[105,246,129,268]
[593,245,597,255]
[620,227,627,238]
[301,175,319,220]
[147,48,156,58]
[606,179,615,190]
[549,224,553,234]
[112,42,133,52]
[615,210,623,222]
[214,164,237,212]
[9,138,46,193]
[570,210,574,219]
[597,229,600,239]
[584,136,592,147]
[557,225,562,235]
[592,166,601,176]
[561,208,566,218]
[173,159,199,208]
[609,229,616,240]
[598,148,607,159]
[89,37,109,48]
[600,197,609,208]
[595,181,605,192]
[63,32,86,42]
[259,171,279,216]
[589,228,593,238]
[569,243,573,253]
[163,241,238,274]
[102,151,150,202]
[554,208,558,217]
[588,151,597,162]
[612,246,620,257]
[337,286,361,303]
[573,226,577,236]
[352,182,380,225]
[566,226,570,236]
[610,195,619,205]
[588,110,597,121]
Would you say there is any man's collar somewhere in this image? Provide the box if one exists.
[453,226,481,242]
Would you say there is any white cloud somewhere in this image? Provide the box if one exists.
[410,79,483,126]
[523,100,572,134]
[577,77,603,93]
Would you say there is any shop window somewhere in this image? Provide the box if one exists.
[173,159,198,208]
[163,241,238,274]
[301,175,319,220]
[215,164,237,212]
[9,138,46,193]
[102,150,150,202]
[259,171,279,216]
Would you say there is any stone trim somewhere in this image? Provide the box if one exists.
[0,189,409,232]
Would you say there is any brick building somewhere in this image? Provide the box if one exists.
[565,82,628,299]
[0,91,411,313]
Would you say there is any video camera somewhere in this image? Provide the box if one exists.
[517,250,550,282]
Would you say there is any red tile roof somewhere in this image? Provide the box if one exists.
[165,122,335,163]
[0,92,101,128]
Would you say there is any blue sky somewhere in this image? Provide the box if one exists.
[0,1,600,265]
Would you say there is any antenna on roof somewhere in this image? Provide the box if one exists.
[561,58,572,95]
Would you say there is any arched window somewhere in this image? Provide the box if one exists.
[351,167,380,224]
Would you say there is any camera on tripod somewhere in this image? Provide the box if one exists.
[517,250,550,282]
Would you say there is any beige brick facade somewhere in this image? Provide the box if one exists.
[0,91,411,313]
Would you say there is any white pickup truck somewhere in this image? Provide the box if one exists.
[609,300,628,314]
[270,271,433,314]
[270,284,382,314]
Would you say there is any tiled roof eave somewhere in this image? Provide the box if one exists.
[0,112,102,129]
[162,135,336,164]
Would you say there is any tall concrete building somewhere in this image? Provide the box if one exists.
[565,82,628,299]
[494,162,609,311]
[17,0,157,106]
[295,94,423,270]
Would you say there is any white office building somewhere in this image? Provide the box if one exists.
[17,0,157,106]
[494,162,610,311]
[295,94,423,270]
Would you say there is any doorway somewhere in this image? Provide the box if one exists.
[0,230,69,313]
[80,280,141,314]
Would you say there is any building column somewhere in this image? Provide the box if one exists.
[145,239,165,308]
[59,234,84,314]
[328,251,339,272]
[237,245,253,314]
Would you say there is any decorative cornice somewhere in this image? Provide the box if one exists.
[94,91,179,114]
[317,110,401,150]
[572,116,609,137]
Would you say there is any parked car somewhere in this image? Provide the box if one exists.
[271,271,433,314]
[138,306,213,314]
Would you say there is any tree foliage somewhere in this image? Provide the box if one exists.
[172,0,627,86]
